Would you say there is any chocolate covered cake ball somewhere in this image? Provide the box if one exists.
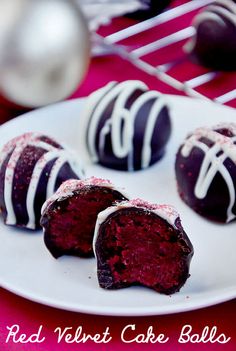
[0,132,84,230]
[94,199,193,295]
[127,0,172,19]
[186,0,236,70]
[175,123,236,223]
[84,80,171,171]
[41,177,128,258]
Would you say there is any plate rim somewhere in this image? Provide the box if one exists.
[1,279,236,316]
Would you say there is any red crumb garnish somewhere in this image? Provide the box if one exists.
[41,177,116,214]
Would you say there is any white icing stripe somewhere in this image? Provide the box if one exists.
[207,4,236,17]
[45,148,85,200]
[181,126,236,223]
[46,156,67,199]
[0,132,40,170]
[193,0,236,28]
[141,94,166,168]
[126,90,161,170]
[194,11,226,28]
[87,80,168,171]
[0,133,83,229]
[99,90,161,170]
[3,137,58,226]
[26,150,69,229]
[182,128,236,159]
[88,80,148,162]
[29,141,56,152]
[4,144,24,225]
[213,0,236,14]
[109,82,148,158]
[87,82,120,161]
[0,133,41,225]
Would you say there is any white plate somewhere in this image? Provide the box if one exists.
[0,96,236,316]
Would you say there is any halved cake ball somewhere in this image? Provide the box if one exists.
[185,0,236,70]
[94,199,193,295]
[0,132,84,230]
[175,123,236,223]
[40,177,128,258]
[84,80,171,171]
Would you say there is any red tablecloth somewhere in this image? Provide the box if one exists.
[0,289,235,351]
[0,1,236,350]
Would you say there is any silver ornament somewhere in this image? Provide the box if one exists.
[0,0,90,107]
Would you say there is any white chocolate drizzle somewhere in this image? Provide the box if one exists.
[185,0,236,54]
[0,132,84,229]
[86,80,169,171]
[181,124,236,223]
[194,0,236,31]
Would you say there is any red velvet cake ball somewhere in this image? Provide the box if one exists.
[175,123,236,223]
[185,0,236,70]
[94,199,193,295]
[84,80,171,171]
[0,132,84,230]
[40,177,128,258]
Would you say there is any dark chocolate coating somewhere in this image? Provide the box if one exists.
[127,0,172,19]
[86,82,171,171]
[95,207,193,295]
[0,133,82,230]
[41,185,128,258]
[188,1,236,70]
[175,127,236,223]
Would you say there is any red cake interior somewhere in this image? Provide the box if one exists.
[97,209,191,294]
[42,186,126,257]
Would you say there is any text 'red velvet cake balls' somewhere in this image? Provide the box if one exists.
[175,123,236,223]
[185,0,236,70]
[40,177,128,258]
[94,199,193,295]
[0,132,84,230]
[83,80,171,171]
